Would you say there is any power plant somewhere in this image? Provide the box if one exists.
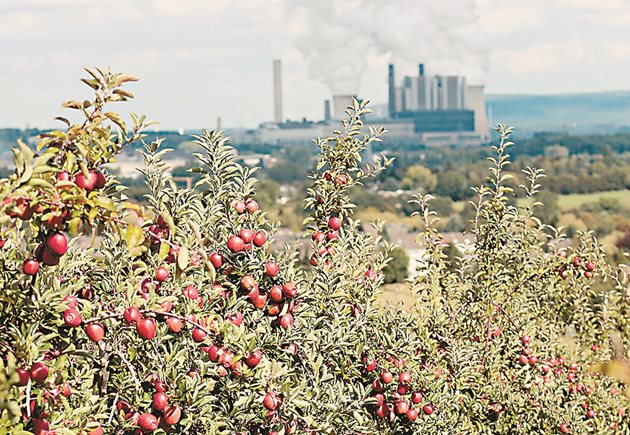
[236,60,489,147]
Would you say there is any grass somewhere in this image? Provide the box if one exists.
[376,283,416,310]
[554,190,630,211]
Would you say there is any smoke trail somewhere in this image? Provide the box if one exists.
[284,0,489,94]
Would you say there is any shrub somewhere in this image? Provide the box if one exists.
[0,71,627,434]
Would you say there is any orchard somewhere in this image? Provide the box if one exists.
[0,69,628,434]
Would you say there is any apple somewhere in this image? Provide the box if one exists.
[240,275,257,290]
[279,313,294,329]
[182,285,199,300]
[152,392,169,411]
[227,235,245,253]
[166,317,183,333]
[328,217,342,230]
[63,294,78,309]
[63,308,82,327]
[75,170,98,191]
[239,228,254,244]
[17,367,30,386]
[559,423,570,433]
[396,401,410,415]
[155,266,170,282]
[246,199,259,213]
[399,371,412,384]
[123,307,140,324]
[46,232,68,256]
[42,249,60,266]
[282,282,297,298]
[312,231,326,243]
[585,260,596,271]
[252,292,267,309]
[192,327,207,343]
[23,259,40,275]
[30,362,49,384]
[86,323,105,342]
[381,371,394,384]
[162,405,181,426]
[365,358,377,372]
[422,404,434,415]
[209,252,223,268]
[137,317,157,340]
[411,392,422,404]
[253,231,266,247]
[263,392,280,411]
[268,285,284,302]
[94,169,106,189]
[233,200,246,214]
[245,349,263,368]
[406,408,418,421]
[521,335,531,345]
[264,262,279,277]
[138,413,159,432]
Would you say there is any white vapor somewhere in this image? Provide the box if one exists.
[284,0,489,95]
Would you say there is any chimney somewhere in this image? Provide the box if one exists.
[333,95,355,120]
[324,100,331,121]
[418,63,425,76]
[216,116,222,131]
[273,59,283,123]
[388,63,396,118]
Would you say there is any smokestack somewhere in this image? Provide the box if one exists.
[216,116,222,131]
[388,64,396,118]
[333,95,355,120]
[324,100,331,121]
[418,63,425,76]
[273,59,283,123]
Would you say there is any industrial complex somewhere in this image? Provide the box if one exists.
[231,60,490,147]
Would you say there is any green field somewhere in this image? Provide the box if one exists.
[512,190,630,211]
[554,190,630,210]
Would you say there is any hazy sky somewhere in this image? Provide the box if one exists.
[2,0,630,129]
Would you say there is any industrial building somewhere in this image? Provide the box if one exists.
[244,60,490,148]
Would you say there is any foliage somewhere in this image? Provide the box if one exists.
[0,72,628,435]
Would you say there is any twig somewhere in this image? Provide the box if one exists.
[108,391,120,425]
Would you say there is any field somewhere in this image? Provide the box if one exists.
[553,189,630,210]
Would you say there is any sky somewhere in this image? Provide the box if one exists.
[2,0,630,129]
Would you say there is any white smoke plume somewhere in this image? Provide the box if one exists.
[284,0,489,94]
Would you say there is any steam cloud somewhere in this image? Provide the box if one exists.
[285,0,489,95]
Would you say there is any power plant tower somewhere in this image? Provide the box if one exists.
[273,59,283,123]
[465,85,489,140]
[388,63,396,118]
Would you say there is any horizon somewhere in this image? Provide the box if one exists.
[3,0,630,129]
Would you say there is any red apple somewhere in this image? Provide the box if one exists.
[166,317,183,333]
[23,259,39,275]
[75,170,98,191]
[137,317,157,340]
[17,367,30,386]
[138,413,159,432]
[265,261,279,277]
[328,217,342,230]
[86,323,105,342]
[162,405,181,426]
[152,392,169,411]
[227,235,245,253]
[63,308,82,327]
[253,231,266,247]
[46,232,68,256]
[30,362,49,384]
[155,266,170,282]
[209,252,223,268]
[124,306,141,324]
[245,349,263,368]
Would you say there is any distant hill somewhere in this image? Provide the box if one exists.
[486,91,630,136]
